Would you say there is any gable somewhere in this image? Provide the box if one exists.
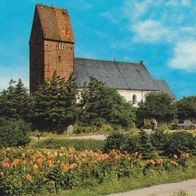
[74,58,158,91]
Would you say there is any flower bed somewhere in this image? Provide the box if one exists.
[0,147,192,195]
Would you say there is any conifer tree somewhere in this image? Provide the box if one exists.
[32,73,77,132]
[0,79,32,121]
[137,129,156,159]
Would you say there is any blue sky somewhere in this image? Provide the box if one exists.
[0,0,195,99]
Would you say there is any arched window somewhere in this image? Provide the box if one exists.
[132,95,137,104]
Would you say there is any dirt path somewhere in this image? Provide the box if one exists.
[108,179,196,196]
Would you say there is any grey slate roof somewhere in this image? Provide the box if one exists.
[154,80,175,99]
[74,58,158,91]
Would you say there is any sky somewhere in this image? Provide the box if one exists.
[0,0,196,99]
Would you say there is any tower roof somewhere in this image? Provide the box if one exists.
[31,4,74,43]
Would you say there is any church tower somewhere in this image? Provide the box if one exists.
[29,4,74,93]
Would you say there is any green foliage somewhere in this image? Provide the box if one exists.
[34,139,105,151]
[176,96,196,120]
[0,79,32,122]
[137,129,156,159]
[104,134,128,152]
[31,73,77,133]
[151,129,168,150]
[73,124,99,134]
[0,119,31,147]
[164,132,196,155]
[104,133,139,153]
[78,77,135,128]
[136,92,176,127]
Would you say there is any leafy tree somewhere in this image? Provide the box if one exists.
[176,96,196,120]
[78,77,135,128]
[136,92,176,127]
[0,79,32,122]
[137,129,156,159]
[31,73,77,132]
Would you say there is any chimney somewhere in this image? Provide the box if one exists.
[140,60,143,65]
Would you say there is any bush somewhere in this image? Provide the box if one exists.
[137,129,156,159]
[164,132,196,155]
[151,129,168,150]
[34,139,105,151]
[73,124,99,134]
[0,119,31,148]
[104,134,128,153]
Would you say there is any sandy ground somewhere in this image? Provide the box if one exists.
[108,179,196,196]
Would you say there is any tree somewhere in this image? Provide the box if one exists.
[31,73,77,132]
[0,79,32,122]
[78,77,135,128]
[136,92,176,127]
[176,96,196,121]
[137,129,156,159]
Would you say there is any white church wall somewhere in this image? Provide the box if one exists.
[76,88,156,107]
[117,89,156,106]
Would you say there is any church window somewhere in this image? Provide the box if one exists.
[132,95,137,104]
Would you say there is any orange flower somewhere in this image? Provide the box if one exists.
[11,159,20,168]
[185,153,189,159]
[146,160,150,164]
[2,162,10,169]
[26,174,32,181]
[32,164,39,174]
[5,147,11,152]
[149,159,155,164]
[169,160,178,166]
[60,147,65,153]
[155,159,163,165]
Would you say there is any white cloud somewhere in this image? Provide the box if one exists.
[132,19,173,43]
[169,41,196,71]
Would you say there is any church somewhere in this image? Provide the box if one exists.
[29,4,175,106]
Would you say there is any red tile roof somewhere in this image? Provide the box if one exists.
[36,4,74,42]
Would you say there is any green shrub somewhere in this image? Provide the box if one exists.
[137,129,156,159]
[0,119,31,148]
[127,135,139,153]
[164,132,196,155]
[34,139,105,151]
[104,134,128,153]
[73,124,98,134]
[151,129,168,150]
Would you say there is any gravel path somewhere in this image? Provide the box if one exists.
[108,179,196,196]
[31,134,107,141]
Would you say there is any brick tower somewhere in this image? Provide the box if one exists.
[29,4,74,93]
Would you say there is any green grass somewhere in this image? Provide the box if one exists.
[43,157,196,196]
[33,138,105,151]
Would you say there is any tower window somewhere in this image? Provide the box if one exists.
[57,43,64,50]
[58,56,61,63]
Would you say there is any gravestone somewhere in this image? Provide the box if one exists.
[67,125,74,134]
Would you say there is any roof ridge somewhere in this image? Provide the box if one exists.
[36,4,65,11]
[74,57,140,65]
